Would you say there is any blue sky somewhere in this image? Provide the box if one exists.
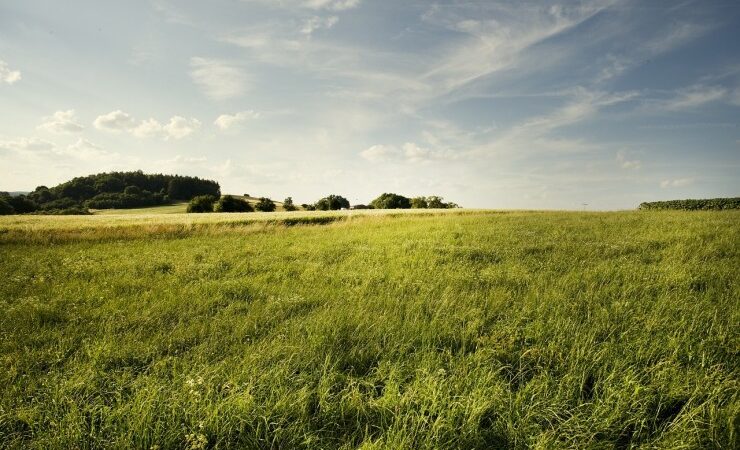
[1,0,738,209]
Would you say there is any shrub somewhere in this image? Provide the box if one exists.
[283,197,297,211]
[215,195,253,212]
[187,195,216,213]
[255,197,276,212]
[370,193,411,209]
[302,203,316,211]
[315,195,350,211]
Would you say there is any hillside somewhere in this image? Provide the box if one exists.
[1,210,738,448]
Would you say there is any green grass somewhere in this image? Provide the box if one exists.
[0,210,738,449]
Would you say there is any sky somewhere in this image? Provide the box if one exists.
[1,0,739,209]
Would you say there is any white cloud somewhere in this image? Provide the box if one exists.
[616,150,641,170]
[302,0,360,11]
[0,60,21,84]
[0,137,55,154]
[63,138,108,159]
[301,15,338,34]
[93,110,136,132]
[37,110,84,134]
[660,178,695,188]
[214,110,261,130]
[131,118,165,139]
[95,111,200,140]
[163,116,201,139]
[163,155,208,164]
[190,57,248,100]
[360,144,398,162]
[0,136,113,161]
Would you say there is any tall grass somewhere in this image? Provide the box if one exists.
[0,211,738,448]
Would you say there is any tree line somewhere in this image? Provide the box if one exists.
[187,192,459,214]
[639,197,740,210]
[0,171,220,215]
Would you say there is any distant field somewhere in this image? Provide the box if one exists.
[0,210,738,448]
[91,202,190,215]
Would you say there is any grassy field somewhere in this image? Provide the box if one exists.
[0,210,738,449]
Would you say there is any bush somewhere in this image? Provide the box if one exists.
[187,195,216,213]
[255,197,276,212]
[639,198,740,210]
[2,194,38,213]
[283,197,297,211]
[351,204,372,210]
[315,195,350,211]
[0,197,15,215]
[215,195,253,212]
[301,203,316,211]
[371,193,411,209]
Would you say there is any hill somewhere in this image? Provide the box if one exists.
[1,209,737,448]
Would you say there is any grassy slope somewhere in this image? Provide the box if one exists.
[90,196,291,216]
[0,211,738,449]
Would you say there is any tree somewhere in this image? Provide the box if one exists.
[255,197,276,212]
[426,196,446,208]
[283,197,297,211]
[411,197,428,209]
[187,195,216,213]
[123,185,142,196]
[301,203,316,211]
[0,197,15,215]
[215,195,254,212]
[370,193,411,209]
[314,194,350,211]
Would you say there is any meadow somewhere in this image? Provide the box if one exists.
[0,210,738,449]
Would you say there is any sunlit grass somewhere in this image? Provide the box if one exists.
[1,210,738,448]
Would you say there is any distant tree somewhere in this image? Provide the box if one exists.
[283,197,297,211]
[3,194,38,213]
[123,185,142,196]
[351,204,372,210]
[28,186,55,204]
[94,175,125,193]
[244,194,250,198]
[370,193,411,209]
[215,195,253,212]
[410,197,428,209]
[426,196,446,208]
[301,203,316,211]
[0,197,15,215]
[187,195,216,213]
[255,197,276,212]
[314,194,350,211]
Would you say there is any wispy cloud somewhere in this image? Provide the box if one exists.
[662,85,727,111]
[360,142,459,164]
[301,15,338,34]
[616,150,641,170]
[190,57,249,100]
[37,110,84,134]
[214,111,261,130]
[660,177,695,188]
[0,59,21,84]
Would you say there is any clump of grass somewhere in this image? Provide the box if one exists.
[0,210,738,448]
